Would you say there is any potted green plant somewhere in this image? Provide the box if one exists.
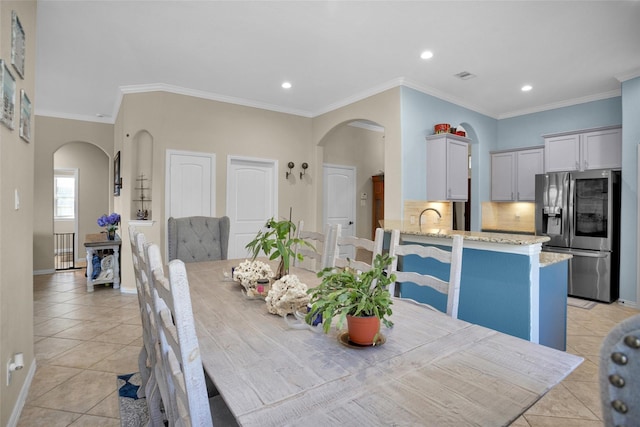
[245,217,314,279]
[306,253,395,345]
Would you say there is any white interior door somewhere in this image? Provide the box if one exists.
[166,150,215,219]
[226,156,278,259]
[323,164,356,259]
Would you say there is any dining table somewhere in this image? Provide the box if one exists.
[186,259,583,426]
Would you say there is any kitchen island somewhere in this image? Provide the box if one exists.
[382,221,571,350]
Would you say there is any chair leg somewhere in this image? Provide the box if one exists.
[145,376,166,427]
[137,346,149,398]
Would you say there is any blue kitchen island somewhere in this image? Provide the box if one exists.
[382,221,571,350]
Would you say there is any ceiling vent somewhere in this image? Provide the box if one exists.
[454,71,476,80]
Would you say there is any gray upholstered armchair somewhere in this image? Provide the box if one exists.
[600,313,640,426]
[167,216,230,263]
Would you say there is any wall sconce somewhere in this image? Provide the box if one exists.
[286,162,295,179]
[300,162,308,179]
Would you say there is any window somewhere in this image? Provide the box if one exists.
[54,170,76,219]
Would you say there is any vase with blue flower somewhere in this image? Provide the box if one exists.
[97,212,121,240]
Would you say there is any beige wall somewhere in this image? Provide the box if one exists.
[34,117,114,273]
[1,2,36,424]
[323,124,385,239]
[113,91,314,291]
[312,88,402,228]
[34,89,402,294]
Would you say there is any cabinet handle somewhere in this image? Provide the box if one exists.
[511,192,514,200]
[575,160,579,170]
[448,188,451,198]
[584,160,588,169]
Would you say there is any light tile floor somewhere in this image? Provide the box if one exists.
[18,268,640,426]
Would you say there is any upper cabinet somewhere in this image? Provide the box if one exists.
[491,147,544,201]
[544,127,621,172]
[426,134,469,201]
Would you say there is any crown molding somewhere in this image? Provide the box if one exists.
[34,109,115,124]
[615,68,640,82]
[116,83,315,118]
[401,78,498,119]
[310,78,404,117]
[498,89,621,120]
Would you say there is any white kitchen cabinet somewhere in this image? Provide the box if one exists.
[544,126,621,172]
[491,147,544,201]
[426,134,469,201]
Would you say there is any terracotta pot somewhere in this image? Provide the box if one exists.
[346,315,380,345]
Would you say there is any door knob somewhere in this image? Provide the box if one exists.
[348,221,354,225]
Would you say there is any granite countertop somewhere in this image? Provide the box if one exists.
[539,252,572,267]
[381,220,550,246]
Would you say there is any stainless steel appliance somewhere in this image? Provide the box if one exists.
[535,169,621,302]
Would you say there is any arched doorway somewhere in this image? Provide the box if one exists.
[320,119,385,244]
[53,142,110,269]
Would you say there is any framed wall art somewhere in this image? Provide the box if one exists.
[114,151,122,196]
[11,11,25,79]
[20,89,31,142]
[1,60,16,129]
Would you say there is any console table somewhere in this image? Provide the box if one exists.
[84,233,121,292]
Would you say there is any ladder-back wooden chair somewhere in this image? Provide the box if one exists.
[333,226,384,273]
[388,230,463,319]
[148,245,237,426]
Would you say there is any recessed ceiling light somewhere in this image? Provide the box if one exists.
[521,85,533,92]
[281,82,292,89]
[420,50,434,60]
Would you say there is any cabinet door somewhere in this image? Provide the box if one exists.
[426,138,448,200]
[545,134,580,172]
[491,152,515,201]
[516,148,544,201]
[582,128,622,170]
[447,139,469,200]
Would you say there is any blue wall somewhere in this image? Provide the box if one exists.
[400,85,638,305]
[620,77,640,304]
[497,97,622,150]
[400,87,497,229]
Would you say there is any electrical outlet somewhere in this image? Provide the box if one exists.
[410,216,416,224]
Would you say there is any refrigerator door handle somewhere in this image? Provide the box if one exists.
[545,247,609,258]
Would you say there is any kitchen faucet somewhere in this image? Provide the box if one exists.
[419,207,441,230]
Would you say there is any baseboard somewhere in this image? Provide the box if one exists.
[33,269,55,275]
[617,299,638,309]
[6,360,36,427]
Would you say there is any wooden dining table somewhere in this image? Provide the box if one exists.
[186,259,583,426]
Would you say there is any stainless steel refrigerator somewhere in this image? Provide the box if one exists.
[535,169,621,302]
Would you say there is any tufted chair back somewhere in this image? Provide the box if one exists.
[168,216,230,263]
[600,313,640,427]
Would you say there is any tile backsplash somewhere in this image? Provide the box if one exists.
[404,200,453,229]
[481,202,535,233]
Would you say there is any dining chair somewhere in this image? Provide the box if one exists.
[332,225,384,273]
[148,244,237,426]
[127,226,149,397]
[388,230,463,319]
[293,220,334,272]
[129,227,169,426]
[167,216,230,263]
[599,313,640,427]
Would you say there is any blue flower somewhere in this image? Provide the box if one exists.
[97,213,121,230]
